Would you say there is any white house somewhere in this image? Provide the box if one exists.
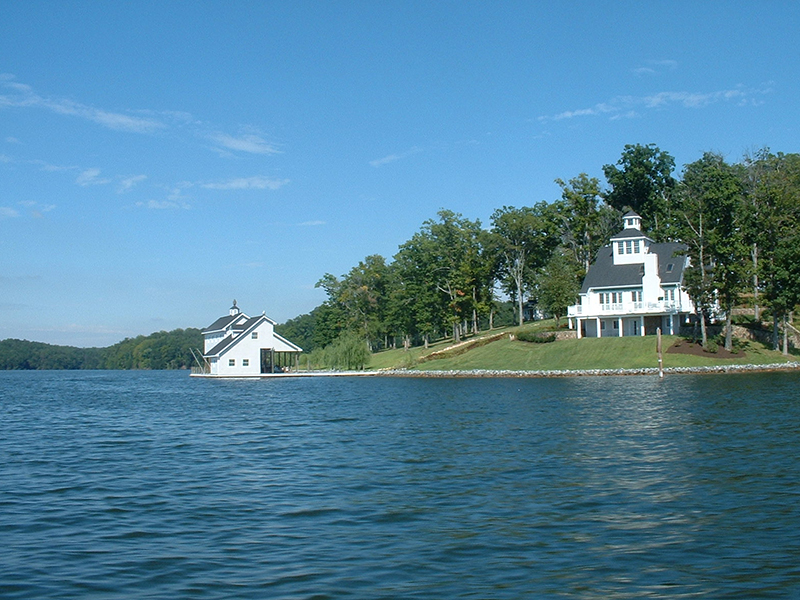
[567,212,695,338]
[192,301,303,377]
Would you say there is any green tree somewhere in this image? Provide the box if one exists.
[553,173,620,274]
[395,210,485,342]
[676,152,748,350]
[491,203,560,326]
[317,255,391,351]
[742,150,800,349]
[537,250,581,326]
[603,143,677,239]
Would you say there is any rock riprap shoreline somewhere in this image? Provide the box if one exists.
[376,362,800,378]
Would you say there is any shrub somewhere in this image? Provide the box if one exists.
[516,331,557,344]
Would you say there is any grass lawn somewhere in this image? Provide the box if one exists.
[390,335,795,372]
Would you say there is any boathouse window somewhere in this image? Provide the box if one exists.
[229,359,235,367]
[243,359,249,367]
[252,332,258,339]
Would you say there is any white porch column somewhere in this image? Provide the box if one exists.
[618,317,623,337]
[576,318,582,339]
[596,317,601,338]
[640,316,645,336]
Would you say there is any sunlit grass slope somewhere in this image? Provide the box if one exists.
[369,328,794,372]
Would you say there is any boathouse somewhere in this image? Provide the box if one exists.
[192,301,302,377]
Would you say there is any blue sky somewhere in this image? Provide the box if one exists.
[1,1,797,347]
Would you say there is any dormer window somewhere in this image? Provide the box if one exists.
[666,263,674,273]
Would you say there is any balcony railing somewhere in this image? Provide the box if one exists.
[568,300,682,318]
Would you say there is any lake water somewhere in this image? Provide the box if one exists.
[2,370,800,599]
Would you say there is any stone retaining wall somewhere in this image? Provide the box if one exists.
[679,324,798,349]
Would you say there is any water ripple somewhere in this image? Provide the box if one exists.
[2,370,800,598]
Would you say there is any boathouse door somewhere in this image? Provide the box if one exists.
[260,348,275,374]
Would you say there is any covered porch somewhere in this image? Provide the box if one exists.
[572,314,683,339]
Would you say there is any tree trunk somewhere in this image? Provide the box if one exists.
[783,314,789,356]
[489,308,495,330]
[700,311,708,349]
[752,244,760,322]
[773,314,780,351]
[724,310,733,352]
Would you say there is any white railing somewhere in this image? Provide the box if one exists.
[568,300,683,318]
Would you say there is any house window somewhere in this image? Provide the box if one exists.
[617,241,624,255]
[613,320,619,329]
[600,292,622,305]
[664,288,675,302]
[666,263,674,273]
[229,359,235,367]
[631,290,642,303]
[252,332,258,339]
[633,240,640,253]
[625,240,633,254]
[243,359,249,367]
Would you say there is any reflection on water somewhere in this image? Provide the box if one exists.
[1,370,800,598]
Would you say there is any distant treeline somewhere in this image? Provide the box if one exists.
[0,328,203,370]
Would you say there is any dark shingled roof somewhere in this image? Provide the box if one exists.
[653,243,688,284]
[610,228,653,241]
[201,314,240,333]
[580,242,688,293]
[204,315,263,357]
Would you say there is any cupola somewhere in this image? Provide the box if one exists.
[623,211,642,231]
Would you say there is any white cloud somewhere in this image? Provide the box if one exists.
[370,146,423,167]
[136,199,190,210]
[538,84,771,122]
[0,76,165,133]
[19,201,56,218]
[201,176,289,190]
[633,60,678,77]
[1,75,287,161]
[118,174,147,193]
[209,132,280,155]
[76,168,111,186]
[0,206,19,218]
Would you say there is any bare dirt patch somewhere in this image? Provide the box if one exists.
[666,340,746,359]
